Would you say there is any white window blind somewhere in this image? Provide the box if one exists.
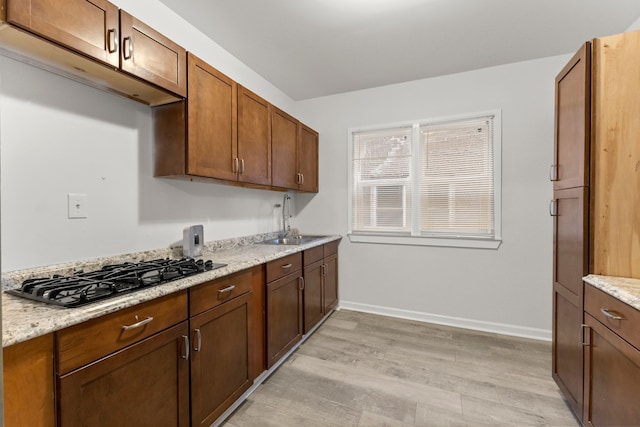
[349,111,501,248]
[420,116,494,238]
[352,127,412,233]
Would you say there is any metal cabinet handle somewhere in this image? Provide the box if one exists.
[281,263,293,269]
[549,200,557,217]
[122,315,154,331]
[300,173,304,185]
[321,264,327,276]
[600,308,625,320]
[580,324,589,346]
[217,285,236,299]
[193,329,202,352]
[299,277,305,290]
[123,36,133,60]
[240,159,245,174]
[181,335,190,360]
[549,164,558,181]
[233,157,239,173]
[107,28,118,53]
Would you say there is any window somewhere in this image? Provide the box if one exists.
[348,111,501,249]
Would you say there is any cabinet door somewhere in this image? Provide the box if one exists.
[552,187,588,417]
[266,271,303,368]
[584,314,640,426]
[303,260,324,333]
[190,292,253,427]
[3,334,55,427]
[553,43,590,190]
[237,85,271,185]
[7,0,120,67]
[552,282,584,417]
[272,107,299,189]
[186,53,237,180]
[119,11,186,97]
[58,322,190,427]
[553,187,589,298]
[323,252,339,312]
[298,124,319,192]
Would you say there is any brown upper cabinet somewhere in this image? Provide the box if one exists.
[119,11,186,97]
[272,108,319,193]
[186,53,238,181]
[155,54,272,187]
[6,0,121,67]
[154,55,318,192]
[3,0,186,104]
[237,85,272,186]
[299,124,319,193]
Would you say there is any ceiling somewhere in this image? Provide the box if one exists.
[157,0,640,100]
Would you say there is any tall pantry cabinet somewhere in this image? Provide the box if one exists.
[552,30,640,424]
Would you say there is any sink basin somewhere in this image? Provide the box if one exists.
[261,235,328,245]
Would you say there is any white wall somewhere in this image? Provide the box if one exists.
[0,0,299,271]
[294,54,573,338]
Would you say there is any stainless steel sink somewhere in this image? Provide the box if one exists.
[260,235,328,245]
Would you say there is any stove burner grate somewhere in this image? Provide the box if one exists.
[6,258,226,307]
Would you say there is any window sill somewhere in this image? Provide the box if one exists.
[347,234,502,249]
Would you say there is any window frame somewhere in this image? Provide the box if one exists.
[347,110,502,249]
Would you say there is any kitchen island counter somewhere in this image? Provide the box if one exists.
[2,233,341,347]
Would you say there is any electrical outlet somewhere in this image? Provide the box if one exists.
[68,193,88,219]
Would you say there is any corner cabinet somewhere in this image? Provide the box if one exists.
[552,30,640,425]
[3,333,55,427]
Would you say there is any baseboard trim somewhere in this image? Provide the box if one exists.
[338,301,551,341]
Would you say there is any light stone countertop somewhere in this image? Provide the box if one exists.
[2,233,342,347]
[583,274,640,311]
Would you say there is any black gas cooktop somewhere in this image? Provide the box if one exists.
[6,257,226,308]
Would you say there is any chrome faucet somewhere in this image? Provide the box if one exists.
[281,193,291,238]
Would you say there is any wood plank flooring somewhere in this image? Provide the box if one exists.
[222,309,579,427]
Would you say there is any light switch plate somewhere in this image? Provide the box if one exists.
[68,193,88,219]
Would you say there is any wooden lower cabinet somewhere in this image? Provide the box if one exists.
[583,313,640,426]
[323,251,338,312]
[3,333,55,427]
[58,322,190,427]
[190,291,253,427]
[303,259,324,333]
[266,271,303,368]
[302,242,340,333]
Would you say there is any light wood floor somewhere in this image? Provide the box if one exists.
[223,309,579,427]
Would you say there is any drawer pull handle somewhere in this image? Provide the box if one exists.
[281,263,293,269]
[600,308,625,320]
[123,36,133,60]
[194,329,202,352]
[218,285,236,297]
[122,315,154,331]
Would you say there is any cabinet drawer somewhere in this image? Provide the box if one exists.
[324,240,339,257]
[189,269,253,316]
[303,246,323,266]
[266,253,302,282]
[585,284,640,349]
[57,290,188,374]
